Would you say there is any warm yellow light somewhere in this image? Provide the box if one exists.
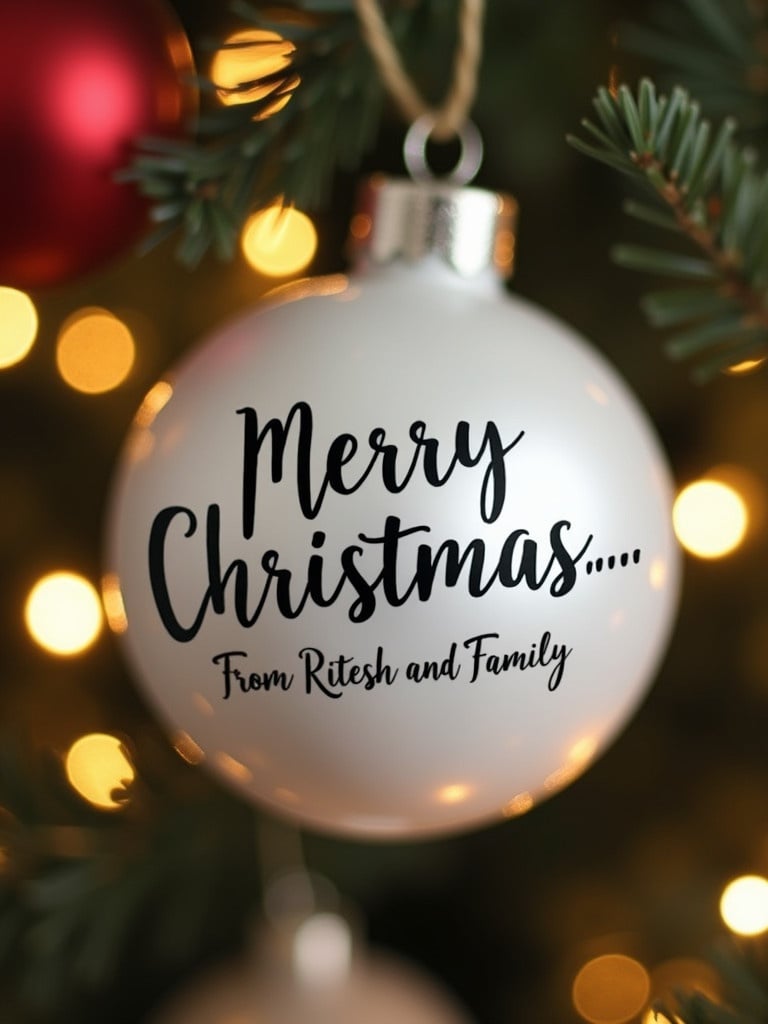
[725,357,765,375]
[241,205,317,277]
[173,732,205,765]
[211,29,296,111]
[56,308,135,394]
[672,479,748,558]
[572,954,650,1024]
[503,792,534,817]
[101,573,128,634]
[643,1012,677,1024]
[720,875,768,936]
[25,572,103,656]
[214,752,253,783]
[436,783,472,805]
[0,287,38,369]
[134,380,173,428]
[65,734,135,810]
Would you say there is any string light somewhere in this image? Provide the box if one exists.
[672,478,748,558]
[56,307,135,394]
[24,571,103,656]
[241,204,317,277]
[0,286,38,369]
[210,29,297,116]
[572,954,650,1024]
[65,734,135,811]
[720,875,768,936]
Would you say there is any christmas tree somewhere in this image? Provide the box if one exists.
[2,1,768,1022]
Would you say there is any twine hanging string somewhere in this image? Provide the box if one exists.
[353,0,485,141]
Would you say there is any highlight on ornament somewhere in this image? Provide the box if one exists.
[56,307,136,394]
[241,204,317,277]
[0,287,38,369]
[24,571,103,656]
[572,953,650,1024]
[719,874,768,936]
[211,29,298,118]
[64,733,135,811]
[672,477,748,559]
[293,912,353,986]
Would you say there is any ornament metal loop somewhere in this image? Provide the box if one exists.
[403,116,483,186]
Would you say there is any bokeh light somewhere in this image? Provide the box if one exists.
[65,734,135,810]
[25,571,103,656]
[293,913,352,987]
[725,357,766,375]
[572,954,650,1024]
[210,29,297,115]
[672,478,748,558]
[0,287,38,369]
[720,875,768,936]
[241,205,317,277]
[56,307,135,393]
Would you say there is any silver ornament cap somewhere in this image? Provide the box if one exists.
[350,175,518,280]
[349,116,517,279]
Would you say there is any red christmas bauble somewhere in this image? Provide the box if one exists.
[0,0,195,289]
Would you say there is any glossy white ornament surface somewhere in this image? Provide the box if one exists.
[106,259,680,838]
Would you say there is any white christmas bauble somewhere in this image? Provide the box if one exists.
[151,937,472,1024]
[106,181,680,839]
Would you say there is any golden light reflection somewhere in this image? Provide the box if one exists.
[134,380,173,428]
[275,786,300,804]
[101,573,128,634]
[649,558,667,590]
[436,783,472,805]
[568,735,598,766]
[573,954,650,1024]
[125,429,155,465]
[642,1012,677,1024]
[173,731,205,765]
[725,357,766,375]
[56,307,135,394]
[720,874,768,935]
[503,792,534,818]
[0,287,38,369]
[25,571,103,656]
[193,693,215,717]
[241,204,317,277]
[65,734,135,810]
[586,381,609,406]
[673,478,748,558]
[214,752,253,783]
[211,29,297,115]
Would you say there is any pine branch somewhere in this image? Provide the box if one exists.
[654,942,768,1024]
[0,734,261,1017]
[121,0,419,267]
[568,79,768,380]
[620,0,768,138]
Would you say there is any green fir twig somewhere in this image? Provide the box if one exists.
[620,0,768,138]
[568,79,768,380]
[120,0,423,267]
